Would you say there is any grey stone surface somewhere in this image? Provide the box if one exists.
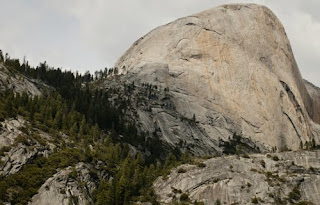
[0,117,53,176]
[154,150,320,204]
[0,117,25,148]
[114,3,320,153]
[0,63,43,96]
[305,79,320,124]
[0,143,50,176]
[29,163,98,205]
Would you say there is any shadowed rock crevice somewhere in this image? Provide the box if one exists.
[280,81,301,112]
[304,80,320,124]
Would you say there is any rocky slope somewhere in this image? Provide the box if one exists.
[154,150,320,204]
[0,117,54,176]
[0,63,46,96]
[114,3,320,154]
[29,163,102,205]
[0,114,106,205]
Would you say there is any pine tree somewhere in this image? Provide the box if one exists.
[0,50,3,62]
[53,110,63,129]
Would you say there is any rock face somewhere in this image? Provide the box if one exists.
[115,3,320,153]
[305,80,320,125]
[0,143,51,176]
[0,63,44,96]
[0,117,53,176]
[0,117,25,148]
[154,150,320,204]
[29,163,99,205]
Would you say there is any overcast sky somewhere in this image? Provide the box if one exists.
[0,0,319,86]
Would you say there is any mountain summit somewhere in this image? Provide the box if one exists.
[115,4,320,153]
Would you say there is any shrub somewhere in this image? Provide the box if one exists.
[242,154,250,158]
[0,146,10,156]
[295,201,314,205]
[177,168,186,173]
[60,188,66,194]
[272,156,279,161]
[194,200,205,205]
[171,187,182,194]
[68,168,77,179]
[251,196,259,204]
[214,199,221,205]
[70,195,79,205]
[197,162,206,168]
[14,134,30,146]
[180,193,189,202]
[288,186,301,202]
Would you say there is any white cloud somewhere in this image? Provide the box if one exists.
[263,0,320,86]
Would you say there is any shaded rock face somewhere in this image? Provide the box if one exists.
[305,80,320,124]
[0,63,43,96]
[154,150,320,204]
[115,3,319,153]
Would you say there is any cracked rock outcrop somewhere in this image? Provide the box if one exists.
[0,118,53,176]
[154,150,320,204]
[115,3,320,153]
[29,163,98,205]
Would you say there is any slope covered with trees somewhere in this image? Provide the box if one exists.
[0,50,190,205]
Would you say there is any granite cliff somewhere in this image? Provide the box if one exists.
[114,3,320,154]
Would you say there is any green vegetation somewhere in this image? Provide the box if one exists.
[288,186,301,202]
[220,133,260,155]
[214,199,221,205]
[0,146,10,156]
[241,153,250,158]
[1,53,170,160]
[0,86,189,204]
[0,148,85,204]
[180,193,189,202]
[194,201,205,205]
[251,196,259,204]
[197,162,206,168]
[309,166,316,172]
[295,201,314,205]
[272,156,280,161]
[0,51,197,204]
[171,187,183,194]
[177,168,187,173]
[3,49,312,205]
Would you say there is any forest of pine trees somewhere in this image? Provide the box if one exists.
[0,50,190,205]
